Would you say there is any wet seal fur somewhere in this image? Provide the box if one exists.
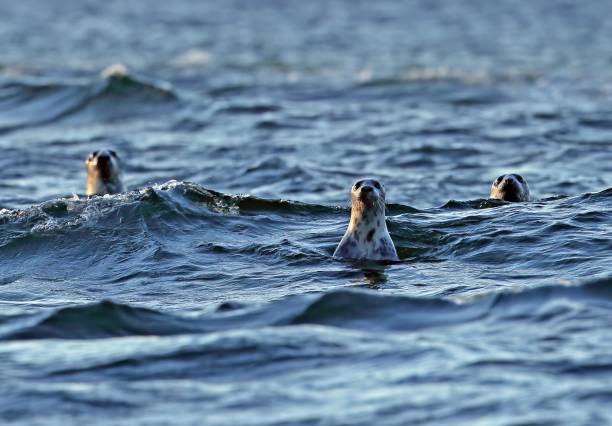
[85,149,126,196]
[490,173,530,202]
[334,178,399,261]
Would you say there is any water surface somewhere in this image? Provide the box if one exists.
[1,1,611,424]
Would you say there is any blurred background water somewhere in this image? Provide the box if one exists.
[1,1,611,424]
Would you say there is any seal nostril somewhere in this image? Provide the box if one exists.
[96,155,113,183]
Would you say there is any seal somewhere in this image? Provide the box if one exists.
[333,178,399,261]
[85,149,126,196]
[490,173,530,202]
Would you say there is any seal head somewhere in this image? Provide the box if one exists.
[490,173,530,202]
[333,178,399,261]
[85,149,126,196]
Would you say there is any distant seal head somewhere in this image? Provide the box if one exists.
[333,178,399,261]
[85,149,126,196]
[490,173,530,202]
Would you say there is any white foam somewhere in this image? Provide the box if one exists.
[173,49,211,67]
[100,63,128,79]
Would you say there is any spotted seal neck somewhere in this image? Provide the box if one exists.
[333,178,399,261]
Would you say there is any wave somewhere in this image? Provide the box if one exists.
[354,67,540,87]
[577,186,612,202]
[289,277,612,329]
[0,182,344,266]
[1,182,609,267]
[3,300,202,340]
[2,181,608,233]
[3,277,611,341]
[438,187,611,211]
[0,66,177,132]
[0,180,341,227]
[440,198,508,210]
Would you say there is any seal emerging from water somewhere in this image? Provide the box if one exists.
[490,173,530,202]
[334,178,399,261]
[85,149,126,196]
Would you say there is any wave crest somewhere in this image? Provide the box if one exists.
[3,277,612,340]
[0,66,176,132]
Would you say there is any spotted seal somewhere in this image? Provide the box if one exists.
[333,178,399,261]
[490,173,530,202]
[85,149,126,196]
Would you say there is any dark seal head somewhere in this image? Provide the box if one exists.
[490,173,530,202]
[85,149,126,196]
[333,178,399,261]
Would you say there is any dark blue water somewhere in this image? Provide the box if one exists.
[1,1,612,424]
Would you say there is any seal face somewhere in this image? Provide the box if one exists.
[490,173,530,202]
[85,149,126,196]
[333,178,399,261]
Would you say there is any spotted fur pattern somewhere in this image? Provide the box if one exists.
[333,178,399,261]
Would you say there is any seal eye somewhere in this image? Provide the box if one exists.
[354,181,363,190]
[373,181,381,189]
[515,174,524,183]
[109,150,118,159]
[92,150,99,158]
[495,175,504,185]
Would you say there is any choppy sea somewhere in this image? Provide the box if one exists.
[1,1,611,424]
